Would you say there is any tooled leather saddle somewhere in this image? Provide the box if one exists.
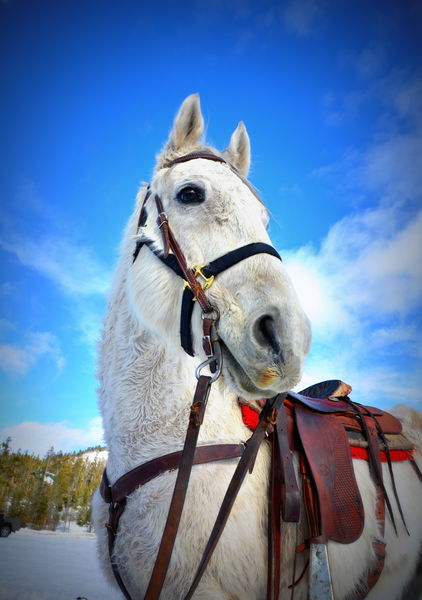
[101,380,421,600]
[240,380,420,599]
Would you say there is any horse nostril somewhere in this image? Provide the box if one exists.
[255,315,283,358]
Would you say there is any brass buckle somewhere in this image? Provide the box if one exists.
[183,265,215,295]
[193,265,215,290]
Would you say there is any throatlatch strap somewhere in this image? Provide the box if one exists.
[155,252,185,278]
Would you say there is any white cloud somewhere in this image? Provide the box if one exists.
[0,331,65,377]
[0,345,30,376]
[287,69,422,409]
[285,204,422,334]
[284,202,422,408]
[0,235,111,297]
[0,417,104,456]
[0,231,111,355]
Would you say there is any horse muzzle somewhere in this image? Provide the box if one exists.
[218,308,309,398]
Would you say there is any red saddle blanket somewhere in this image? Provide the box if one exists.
[240,403,414,462]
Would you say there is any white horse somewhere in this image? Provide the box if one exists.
[93,94,422,600]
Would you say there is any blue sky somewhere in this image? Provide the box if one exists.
[1,0,421,455]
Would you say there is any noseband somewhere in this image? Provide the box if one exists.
[132,150,282,356]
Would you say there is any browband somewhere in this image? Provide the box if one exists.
[163,150,227,168]
[164,150,264,205]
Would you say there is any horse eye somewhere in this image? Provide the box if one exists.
[176,186,205,204]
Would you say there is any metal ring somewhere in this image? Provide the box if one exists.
[195,335,223,382]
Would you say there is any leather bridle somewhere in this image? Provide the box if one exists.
[132,150,281,356]
[103,150,287,600]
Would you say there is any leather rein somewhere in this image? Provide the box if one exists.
[102,151,286,599]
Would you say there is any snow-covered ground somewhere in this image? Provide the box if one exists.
[0,527,117,600]
[1,526,420,599]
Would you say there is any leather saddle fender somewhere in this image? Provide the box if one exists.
[295,405,365,543]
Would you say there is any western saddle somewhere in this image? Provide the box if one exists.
[101,380,421,600]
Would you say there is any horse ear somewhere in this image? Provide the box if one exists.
[165,94,204,153]
[223,122,251,176]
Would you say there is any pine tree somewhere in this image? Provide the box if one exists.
[0,438,106,530]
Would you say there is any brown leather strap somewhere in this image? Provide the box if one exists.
[144,374,213,600]
[106,499,132,600]
[154,196,214,314]
[275,407,300,523]
[103,443,244,600]
[163,151,227,168]
[162,150,264,205]
[101,444,245,505]
[267,432,282,600]
[183,393,287,600]
[369,413,409,534]
[350,402,398,534]
[155,195,170,258]
[267,406,300,600]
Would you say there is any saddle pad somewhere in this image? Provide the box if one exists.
[350,446,414,462]
[240,404,414,463]
[347,430,414,450]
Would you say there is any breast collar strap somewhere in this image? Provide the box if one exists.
[132,151,282,355]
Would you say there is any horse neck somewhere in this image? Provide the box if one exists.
[99,261,246,479]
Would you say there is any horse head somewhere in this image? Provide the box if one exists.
[127,94,311,398]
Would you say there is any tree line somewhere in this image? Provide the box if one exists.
[0,438,106,531]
